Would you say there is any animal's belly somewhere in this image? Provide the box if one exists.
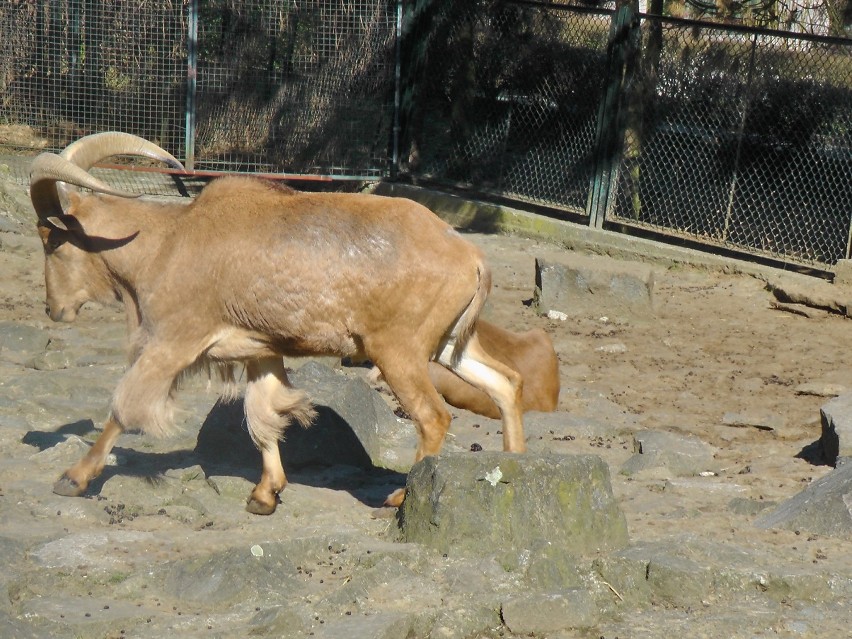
[205,327,359,361]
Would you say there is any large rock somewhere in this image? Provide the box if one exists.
[754,462,852,538]
[501,589,598,634]
[533,255,655,320]
[820,393,852,466]
[0,322,48,365]
[196,360,417,473]
[399,452,628,557]
[289,361,417,472]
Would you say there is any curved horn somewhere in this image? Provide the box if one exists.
[30,153,138,222]
[59,131,184,173]
[29,132,185,222]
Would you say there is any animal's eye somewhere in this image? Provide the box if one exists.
[38,225,67,253]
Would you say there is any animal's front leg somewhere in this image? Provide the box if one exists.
[53,338,192,498]
[53,417,124,496]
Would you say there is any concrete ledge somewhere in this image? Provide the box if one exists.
[372,182,827,281]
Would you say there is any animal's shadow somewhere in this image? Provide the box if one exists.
[24,400,407,509]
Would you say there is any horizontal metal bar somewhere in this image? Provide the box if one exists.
[93,162,383,182]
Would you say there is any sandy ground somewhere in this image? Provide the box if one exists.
[2,171,852,637]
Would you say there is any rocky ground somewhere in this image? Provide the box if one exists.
[1,169,852,638]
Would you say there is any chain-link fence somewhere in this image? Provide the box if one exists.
[0,1,186,158]
[1,0,851,268]
[0,0,398,180]
[605,14,852,266]
[398,1,612,216]
[404,1,852,268]
[191,0,398,176]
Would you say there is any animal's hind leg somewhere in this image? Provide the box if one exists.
[374,357,453,507]
[437,334,526,453]
[243,358,315,515]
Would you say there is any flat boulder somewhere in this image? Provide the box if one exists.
[399,452,628,557]
[820,393,852,466]
[621,430,718,477]
[754,462,852,538]
[533,255,655,321]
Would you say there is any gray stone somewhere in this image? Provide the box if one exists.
[248,605,313,638]
[0,180,34,231]
[533,255,655,320]
[833,259,852,287]
[621,430,717,477]
[501,589,598,634]
[0,322,48,364]
[728,497,776,516]
[820,393,852,465]
[422,604,502,639]
[400,452,628,557]
[290,360,417,472]
[27,349,72,371]
[646,554,714,606]
[754,462,852,538]
[592,553,653,605]
[196,360,416,474]
[517,540,586,590]
[309,612,416,639]
[161,543,301,604]
[30,530,157,570]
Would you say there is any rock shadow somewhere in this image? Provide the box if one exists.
[24,398,407,508]
[795,438,832,467]
[195,398,407,508]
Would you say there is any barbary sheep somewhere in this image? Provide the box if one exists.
[30,132,526,514]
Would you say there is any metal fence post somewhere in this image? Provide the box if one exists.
[391,0,403,179]
[587,5,637,228]
[721,31,759,242]
[184,0,198,171]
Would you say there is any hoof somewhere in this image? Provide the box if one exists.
[383,487,406,508]
[53,474,86,497]
[246,494,278,516]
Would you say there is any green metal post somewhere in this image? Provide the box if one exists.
[184,0,198,171]
[587,5,637,229]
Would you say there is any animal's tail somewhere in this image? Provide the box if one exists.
[451,261,492,366]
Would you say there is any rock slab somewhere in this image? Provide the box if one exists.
[820,393,852,466]
[533,255,655,320]
[621,430,717,477]
[754,462,852,538]
[400,452,628,556]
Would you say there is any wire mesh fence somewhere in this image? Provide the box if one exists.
[399,1,612,216]
[606,15,852,266]
[403,0,852,268]
[1,0,850,268]
[191,0,398,176]
[0,1,187,160]
[0,0,398,181]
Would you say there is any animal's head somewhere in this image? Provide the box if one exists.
[29,132,183,321]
